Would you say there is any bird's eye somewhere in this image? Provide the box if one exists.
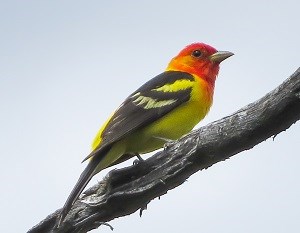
[192,50,202,58]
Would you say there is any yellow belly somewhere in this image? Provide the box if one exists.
[125,77,212,153]
[125,99,211,153]
[94,76,213,172]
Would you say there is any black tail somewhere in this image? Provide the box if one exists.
[58,147,109,226]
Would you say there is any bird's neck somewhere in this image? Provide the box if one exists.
[166,61,218,90]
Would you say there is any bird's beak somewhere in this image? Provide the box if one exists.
[209,51,234,63]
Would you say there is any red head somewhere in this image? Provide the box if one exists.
[167,43,233,87]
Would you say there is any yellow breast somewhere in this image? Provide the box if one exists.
[125,76,213,153]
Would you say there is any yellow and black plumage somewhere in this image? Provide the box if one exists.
[58,43,233,225]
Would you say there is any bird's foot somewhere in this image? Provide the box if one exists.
[132,153,144,165]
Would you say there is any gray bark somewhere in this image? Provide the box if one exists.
[28,68,300,233]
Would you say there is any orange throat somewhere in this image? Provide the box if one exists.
[168,55,219,82]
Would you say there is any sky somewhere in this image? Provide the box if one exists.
[0,1,299,233]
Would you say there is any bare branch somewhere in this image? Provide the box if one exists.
[28,68,300,233]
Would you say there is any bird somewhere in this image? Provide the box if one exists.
[58,42,233,225]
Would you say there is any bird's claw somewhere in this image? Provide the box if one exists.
[132,153,144,165]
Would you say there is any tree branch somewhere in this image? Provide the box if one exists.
[28,68,300,233]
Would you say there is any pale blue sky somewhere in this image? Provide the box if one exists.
[0,1,299,233]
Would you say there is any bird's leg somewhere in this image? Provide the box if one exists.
[135,153,144,161]
[131,153,144,165]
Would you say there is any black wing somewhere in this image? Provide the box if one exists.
[83,71,194,161]
[59,71,195,224]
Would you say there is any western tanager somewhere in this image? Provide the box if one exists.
[58,42,233,224]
